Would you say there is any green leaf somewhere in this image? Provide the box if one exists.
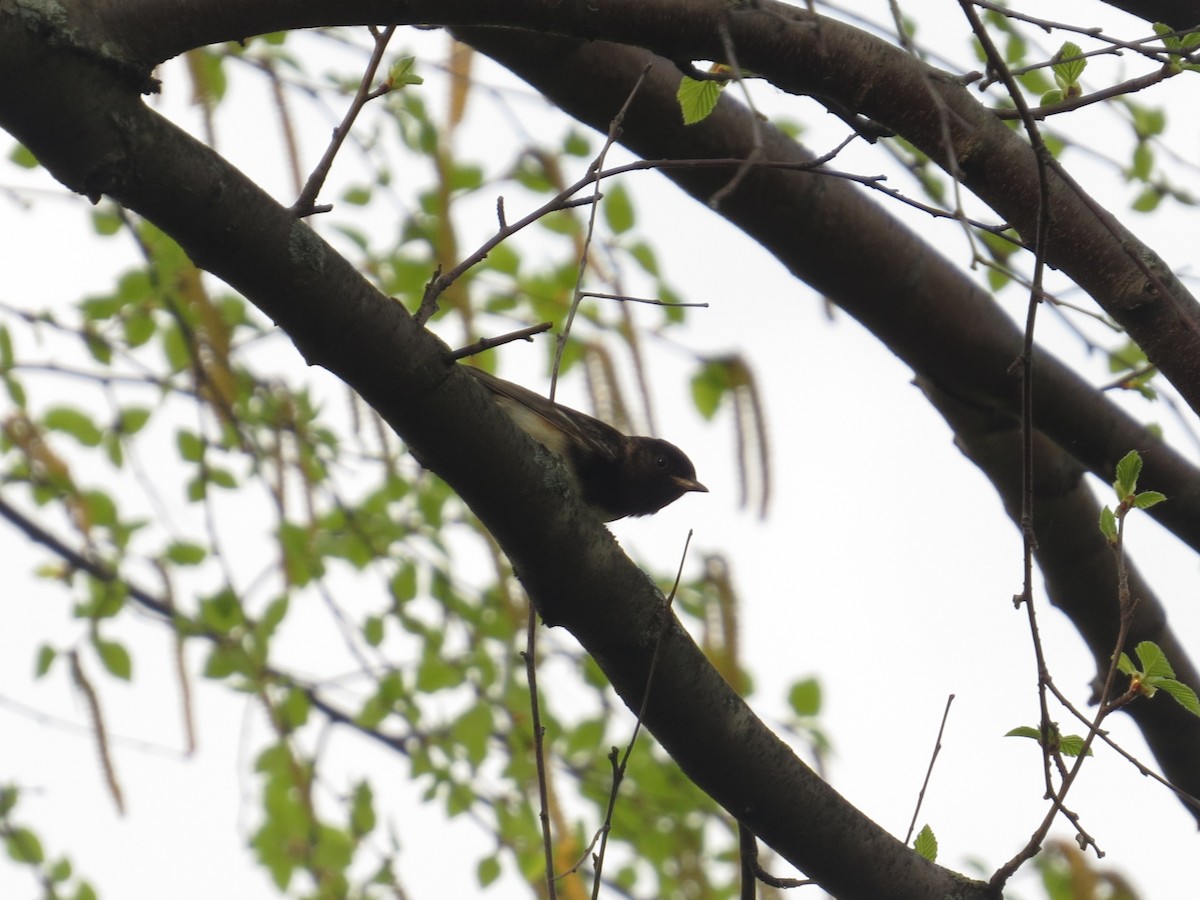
[9,143,39,168]
[1099,506,1117,542]
[1135,641,1173,679]
[563,129,590,156]
[452,702,494,767]
[387,55,423,87]
[1159,678,1200,716]
[350,780,376,837]
[199,589,244,633]
[35,644,57,677]
[277,687,310,730]
[677,76,723,125]
[165,541,207,565]
[477,855,502,887]
[90,206,123,236]
[5,826,44,863]
[4,374,27,407]
[1051,42,1086,92]
[914,824,937,861]
[1134,490,1166,509]
[390,564,417,604]
[176,429,205,462]
[0,325,13,369]
[49,856,72,882]
[1114,450,1142,497]
[1117,652,1136,675]
[603,182,635,234]
[363,615,385,647]
[1132,186,1162,213]
[627,240,660,276]
[788,677,822,716]
[1130,142,1154,181]
[93,637,132,680]
[1039,88,1064,107]
[1057,734,1092,757]
[42,407,103,447]
[1005,725,1042,741]
[690,360,730,420]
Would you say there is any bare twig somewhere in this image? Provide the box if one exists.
[522,601,558,900]
[590,529,693,898]
[551,64,654,400]
[904,695,955,845]
[450,322,553,360]
[579,291,709,309]
[291,26,397,217]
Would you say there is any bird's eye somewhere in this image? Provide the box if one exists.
[655,454,669,469]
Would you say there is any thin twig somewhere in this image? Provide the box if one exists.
[291,26,397,217]
[450,322,553,360]
[523,602,558,900]
[708,19,765,209]
[904,694,954,845]
[579,291,709,309]
[590,530,693,898]
[551,64,654,401]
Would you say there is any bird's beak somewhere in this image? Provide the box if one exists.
[674,476,708,494]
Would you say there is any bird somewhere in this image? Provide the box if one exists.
[464,365,707,521]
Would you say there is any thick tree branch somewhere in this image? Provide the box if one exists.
[0,9,993,899]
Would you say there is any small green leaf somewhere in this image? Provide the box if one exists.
[0,325,13,369]
[1099,506,1117,541]
[1039,88,1064,107]
[35,644,57,677]
[690,360,730,420]
[176,429,205,462]
[387,56,423,87]
[477,855,502,887]
[350,780,376,837]
[1114,450,1142,497]
[1135,641,1173,679]
[1132,186,1162,213]
[363,615,385,647]
[1005,725,1042,741]
[1134,490,1166,509]
[563,130,591,156]
[277,688,310,730]
[165,541,207,565]
[788,677,822,716]
[1052,42,1086,92]
[42,407,103,447]
[914,824,937,861]
[603,182,635,234]
[93,637,132,680]
[1057,734,1093,757]
[9,143,38,168]
[1159,679,1200,716]
[5,826,44,863]
[677,76,723,125]
[1117,652,1136,675]
[1131,142,1154,181]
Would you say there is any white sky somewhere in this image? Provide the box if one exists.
[3,3,1200,899]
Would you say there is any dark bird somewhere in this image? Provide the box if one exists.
[465,366,707,521]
